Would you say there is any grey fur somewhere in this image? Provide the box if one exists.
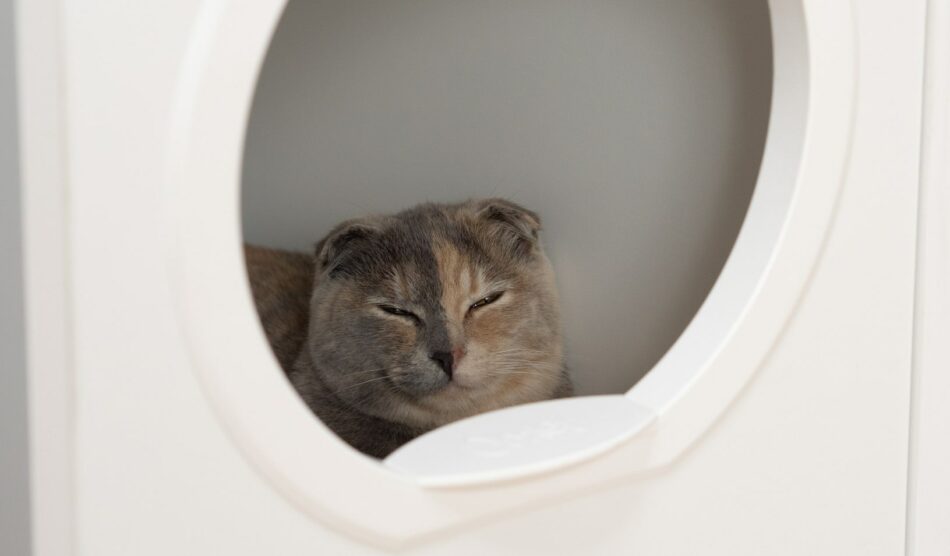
[249,199,571,458]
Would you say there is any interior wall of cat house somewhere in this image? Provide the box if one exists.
[241,0,773,395]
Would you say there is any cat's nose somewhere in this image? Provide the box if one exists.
[429,351,454,378]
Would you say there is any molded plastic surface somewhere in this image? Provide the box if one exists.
[385,396,655,487]
[14,0,928,551]
[161,0,858,545]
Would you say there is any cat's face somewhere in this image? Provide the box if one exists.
[306,199,570,429]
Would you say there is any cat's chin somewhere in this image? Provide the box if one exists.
[381,363,566,430]
[382,381,490,429]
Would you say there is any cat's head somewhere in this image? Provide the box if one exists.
[306,199,570,429]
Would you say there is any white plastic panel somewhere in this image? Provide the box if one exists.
[385,396,655,487]
[163,0,858,545]
[10,0,924,551]
[907,1,950,551]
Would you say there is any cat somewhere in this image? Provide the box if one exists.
[245,198,572,458]
[244,244,314,372]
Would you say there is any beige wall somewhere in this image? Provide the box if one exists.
[242,0,772,394]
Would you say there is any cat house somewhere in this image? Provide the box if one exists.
[6,0,948,554]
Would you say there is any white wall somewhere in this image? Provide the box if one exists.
[242,0,772,394]
[0,0,31,553]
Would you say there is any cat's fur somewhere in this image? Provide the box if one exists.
[244,245,314,371]
[246,199,572,458]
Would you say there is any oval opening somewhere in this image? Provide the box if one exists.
[240,0,773,475]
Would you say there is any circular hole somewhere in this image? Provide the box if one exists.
[240,0,772,450]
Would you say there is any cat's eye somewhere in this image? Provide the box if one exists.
[468,291,504,312]
[377,304,419,321]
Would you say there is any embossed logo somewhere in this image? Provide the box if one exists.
[465,420,588,458]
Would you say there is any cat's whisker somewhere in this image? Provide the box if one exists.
[484,368,556,376]
[489,370,557,377]
[332,375,393,394]
[492,348,551,356]
[341,366,399,376]
[488,366,554,372]
[490,361,558,369]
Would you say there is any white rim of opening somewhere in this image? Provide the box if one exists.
[162,0,855,546]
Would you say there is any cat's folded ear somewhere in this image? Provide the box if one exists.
[471,198,542,257]
[314,218,381,274]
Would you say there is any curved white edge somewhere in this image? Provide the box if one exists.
[628,0,856,465]
[15,0,76,554]
[384,396,656,488]
[906,2,950,553]
[161,0,856,546]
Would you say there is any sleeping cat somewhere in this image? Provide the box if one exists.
[245,199,572,458]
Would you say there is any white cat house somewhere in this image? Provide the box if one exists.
[8,0,949,554]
